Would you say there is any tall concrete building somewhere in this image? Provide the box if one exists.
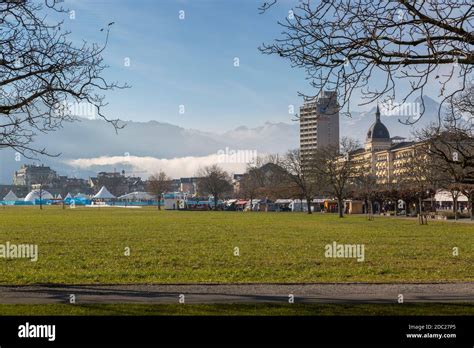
[299,91,340,157]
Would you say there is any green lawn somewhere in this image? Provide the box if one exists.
[1,303,473,316]
[0,206,472,284]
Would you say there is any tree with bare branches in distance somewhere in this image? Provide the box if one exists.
[420,132,474,219]
[312,138,360,218]
[419,124,474,185]
[448,82,474,125]
[197,165,233,210]
[250,159,296,202]
[147,171,172,210]
[416,85,474,217]
[259,0,473,123]
[238,156,274,211]
[0,0,128,158]
[353,168,378,221]
[279,149,324,214]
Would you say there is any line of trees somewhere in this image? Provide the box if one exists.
[147,114,472,220]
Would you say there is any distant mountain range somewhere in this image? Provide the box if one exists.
[0,96,443,183]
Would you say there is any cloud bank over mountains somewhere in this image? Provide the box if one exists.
[66,153,254,179]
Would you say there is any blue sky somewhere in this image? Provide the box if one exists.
[57,0,312,131]
[57,0,453,132]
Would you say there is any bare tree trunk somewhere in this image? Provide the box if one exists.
[157,194,161,210]
[418,196,422,223]
[306,196,312,215]
[214,196,218,211]
[418,196,427,225]
[470,194,474,221]
[367,199,374,221]
[453,196,458,220]
[337,197,344,218]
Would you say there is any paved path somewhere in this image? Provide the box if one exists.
[0,283,472,304]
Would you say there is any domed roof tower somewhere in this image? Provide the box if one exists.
[365,105,392,152]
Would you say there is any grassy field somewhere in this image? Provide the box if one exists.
[1,303,473,316]
[0,206,472,284]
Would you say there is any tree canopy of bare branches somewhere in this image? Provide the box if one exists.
[312,138,360,218]
[279,149,324,214]
[238,156,277,209]
[0,0,127,157]
[197,165,233,210]
[260,0,473,123]
[417,110,474,218]
[420,126,474,185]
[147,171,172,210]
[353,165,378,220]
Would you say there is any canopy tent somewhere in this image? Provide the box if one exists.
[64,193,73,200]
[290,199,313,212]
[24,189,54,202]
[3,190,18,201]
[56,194,62,200]
[291,199,306,203]
[275,199,293,204]
[93,186,116,200]
[74,193,88,198]
[312,198,327,203]
[118,192,154,201]
[434,190,468,202]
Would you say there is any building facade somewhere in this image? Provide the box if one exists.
[13,164,59,188]
[300,91,340,157]
[350,105,420,184]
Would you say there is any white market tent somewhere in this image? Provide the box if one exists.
[275,199,293,204]
[3,190,18,201]
[65,193,73,200]
[56,194,63,200]
[93,186,116,200]
[118,192,154,201]
[24,189,54,202]
[435,190,468,202]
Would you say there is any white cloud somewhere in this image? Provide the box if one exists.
[66,154,250,179]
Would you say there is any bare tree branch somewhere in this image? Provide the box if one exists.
[260,0,473,124]
[0,0,129,158]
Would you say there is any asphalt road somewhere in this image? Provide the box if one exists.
[0,283,472,304]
